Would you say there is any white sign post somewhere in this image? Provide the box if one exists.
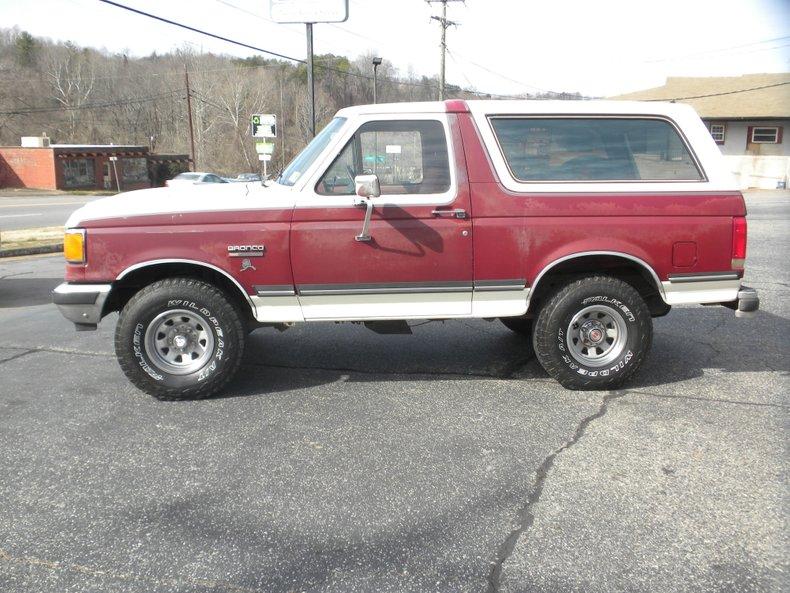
[270,0,349,137]
[255,140,276,179]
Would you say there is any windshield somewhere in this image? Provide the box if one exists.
[175,173,200,180]
[278,117,347,186]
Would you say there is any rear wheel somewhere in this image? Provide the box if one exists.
[533,275,652,390]
[114,278,246,400]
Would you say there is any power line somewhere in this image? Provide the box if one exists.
[649,80,790,101]
[0,90,183,115]
[645,35,790,63]
[97,0,300,63]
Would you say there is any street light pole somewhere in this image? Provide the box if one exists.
[372,57,382,103]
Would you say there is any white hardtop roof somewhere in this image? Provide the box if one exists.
[335,100,700,119]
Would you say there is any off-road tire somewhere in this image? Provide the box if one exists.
[533,275,652,390]
[114,278,246,400]
[499,316,533,337]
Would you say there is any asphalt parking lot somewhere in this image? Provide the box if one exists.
[0,191,787,593]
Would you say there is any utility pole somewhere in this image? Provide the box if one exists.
[426,0,463,101]
[306,23,315,137]
[184,65,197,171]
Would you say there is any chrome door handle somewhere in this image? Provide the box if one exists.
[431,208,467,219]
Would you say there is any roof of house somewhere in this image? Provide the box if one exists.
[611,73,790,119]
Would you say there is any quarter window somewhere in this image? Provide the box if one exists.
[318,119,451,195]
[750,126,781,143]
[489,117,703,182]
[62,158,95,187]
[709,124,726,145]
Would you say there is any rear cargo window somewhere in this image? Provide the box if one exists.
[489,117,703,182]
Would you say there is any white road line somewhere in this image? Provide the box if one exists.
[0,201,90,209]
[0,213,44,219]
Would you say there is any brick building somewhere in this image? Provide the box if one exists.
[0,139,190,191]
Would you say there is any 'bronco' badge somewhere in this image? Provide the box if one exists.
[227,245,265,257]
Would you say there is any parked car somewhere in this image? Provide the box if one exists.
[54,100,758,399]
[165,172,227,186]
[235,172,262,182]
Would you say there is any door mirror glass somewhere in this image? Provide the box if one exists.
[354,174,381,199]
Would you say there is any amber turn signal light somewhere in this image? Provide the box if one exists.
[64,229,86,264]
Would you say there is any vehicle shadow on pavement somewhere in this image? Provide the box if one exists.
[0,277,61,308]
[213,307,788,400]
[632,307,788,388]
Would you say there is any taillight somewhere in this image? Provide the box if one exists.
[731,216,747,269]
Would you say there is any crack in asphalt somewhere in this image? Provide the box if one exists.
[0,547,263,593]
[628,388,789,410]
[485,389,628,593]
[0,349,37,366]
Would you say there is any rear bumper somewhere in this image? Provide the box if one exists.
[721,285,759,318]
[52,282,112,330]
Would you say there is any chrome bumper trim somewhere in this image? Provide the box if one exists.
[52,282,112,330]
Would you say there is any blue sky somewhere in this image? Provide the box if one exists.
[2,0,789,96]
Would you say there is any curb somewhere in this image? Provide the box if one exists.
[0,243,62,258]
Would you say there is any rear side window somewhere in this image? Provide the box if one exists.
[489,117,703,182]
[318,119,451,195]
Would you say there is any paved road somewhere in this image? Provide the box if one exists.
[0,194,100,231]
[0,192,787,592]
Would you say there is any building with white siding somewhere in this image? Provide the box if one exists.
[613,73,789,189]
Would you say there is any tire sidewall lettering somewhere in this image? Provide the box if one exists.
[557,295,639,376]
[134,296,229,386]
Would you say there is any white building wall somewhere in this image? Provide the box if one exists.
[704,119,789,189]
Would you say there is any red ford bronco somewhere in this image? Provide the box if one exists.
[54,100,758,399]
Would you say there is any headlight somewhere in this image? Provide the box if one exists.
[64,229,86,264]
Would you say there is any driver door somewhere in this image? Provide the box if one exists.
[290,114,473,320]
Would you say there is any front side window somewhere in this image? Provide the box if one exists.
[122,157,148,183]
[62,158,95,187]
[750,126,781,143]
[489,117,703,182]
[317,119,450,195]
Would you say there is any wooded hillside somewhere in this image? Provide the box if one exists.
[0,28,582,177]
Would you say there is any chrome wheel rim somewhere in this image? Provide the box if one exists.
[566,304,628,368]
[144,309,215,375]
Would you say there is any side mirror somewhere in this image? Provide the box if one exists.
[352,175,380,242]
[354,174,380,199]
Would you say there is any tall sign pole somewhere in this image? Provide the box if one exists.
[306,23,315,137]
[270,1,349,139]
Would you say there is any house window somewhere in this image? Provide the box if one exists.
[62,158,95,188]
[750,127,782,144]
[709,124,726,145]
[122,157,148,183]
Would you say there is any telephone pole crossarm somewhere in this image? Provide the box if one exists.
[426,0,464,101]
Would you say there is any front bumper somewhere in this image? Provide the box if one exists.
[52,282,112,330]
[722,285,759,318]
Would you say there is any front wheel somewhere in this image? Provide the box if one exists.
[114,278,246,400]
[533,276,652,390]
